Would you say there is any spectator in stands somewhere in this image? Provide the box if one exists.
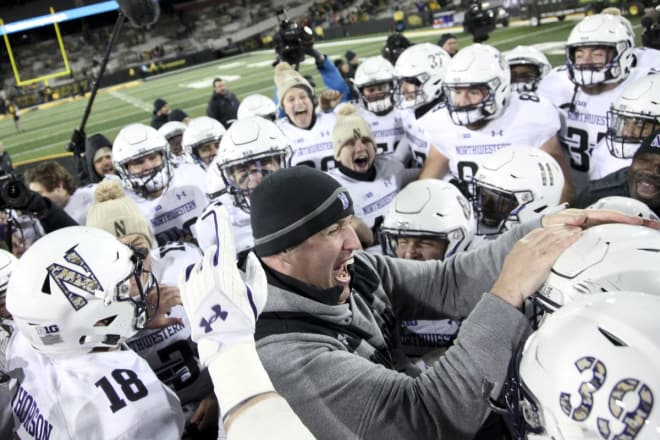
[572,129,660,217]
[393,5,406,32]
[438,33,458,57]
[0,142,13,175]
[207,78,240,128]
[168,108,190,124]
[151,98,170,129]
[85,133,116,184]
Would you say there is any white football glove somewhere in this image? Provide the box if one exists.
[179,205,267,366]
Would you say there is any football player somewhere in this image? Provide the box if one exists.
[86,180,219,438]
[326,104,414,251]
[392,43,451,168]
[502,291,660,440]
[5,226,185,439]
[112,123,209,246]
[195,116,292,255]
[274,62,339,170]
[158,120,192,166]
[537,14,659,192]
[471,146,564,242]
[352,56,409,163]
[503,45,551,93]
[419,44,574,203]
[237,94,278,121]
[380,179,476,359]
[590,74,660,179]
[181,116,226,170]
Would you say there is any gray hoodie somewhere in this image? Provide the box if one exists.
[256,220,538,440]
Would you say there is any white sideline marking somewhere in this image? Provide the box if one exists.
[217,62,244,69]
[183,75,242,89]
[108,90,152,112]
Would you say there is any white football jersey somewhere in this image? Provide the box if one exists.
[65,185,95,225]
[128,163,209,247]
[277,112,337,170]
[357,107,407,159]
[400,108,426,167]
[327,156,406,231]
[170,153,195,166]
[6,331,184,440]
[537,65,654,191]
[425,92,560,182]
[194,194,254,255]
[634,47,660,74]
[589,138,631,180]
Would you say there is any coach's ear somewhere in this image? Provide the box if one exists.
[116,0,160,28]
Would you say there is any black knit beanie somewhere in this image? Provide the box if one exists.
[633,129,660,160]
[251,166,354,256]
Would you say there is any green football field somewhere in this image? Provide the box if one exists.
[0,14,645,164]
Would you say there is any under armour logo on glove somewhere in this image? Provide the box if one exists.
[199,304,229,333]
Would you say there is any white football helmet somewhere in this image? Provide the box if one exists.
[353,56,396,115]
[393,43,450,110]
[537,223,660,312]
[157,120,186,142]
[237,94,278,121]
[182,116,226,168]
[6,226,155,355]
[565,14,635,87]
[213,116,291,212]
[112,123,173,198]
[587,196,659,221]
[473,146,564,234]
[443,44,511,125]
[506,291,660,440]
[380,179,475,260]
[0,249,17,318]
[606,74,660,158]
[504,45,551,92]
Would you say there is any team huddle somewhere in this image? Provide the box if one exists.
[1,10,660,440]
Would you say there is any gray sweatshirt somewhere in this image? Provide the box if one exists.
[256,220,539,440]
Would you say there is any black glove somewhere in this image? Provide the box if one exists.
[305,47,325,68]
[66,128,86,155]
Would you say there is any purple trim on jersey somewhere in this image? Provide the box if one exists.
[246,286,258,319]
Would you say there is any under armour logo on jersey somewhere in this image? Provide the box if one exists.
[199,304,228,333]
[651,134,660,149]
[338,192,350,210]
[491,130,503,137]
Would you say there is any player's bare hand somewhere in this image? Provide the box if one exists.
[320,89,343,112]
[189,396,219,432]
[145,284,183,329]
[491,226,582,308]
[542,208,660,230]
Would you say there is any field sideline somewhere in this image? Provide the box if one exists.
[0,14,644,165]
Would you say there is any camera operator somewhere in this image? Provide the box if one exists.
[0,173,77,256]
[463,0,496,43]
[273,9,349,106]
[641,7,660,50]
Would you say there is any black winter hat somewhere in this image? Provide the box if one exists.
[633,129,660,160]
[251,166,354,256]
[153,98,167,113]
[168,108,188,122]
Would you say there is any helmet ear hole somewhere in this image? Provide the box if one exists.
[94,315,117,328]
